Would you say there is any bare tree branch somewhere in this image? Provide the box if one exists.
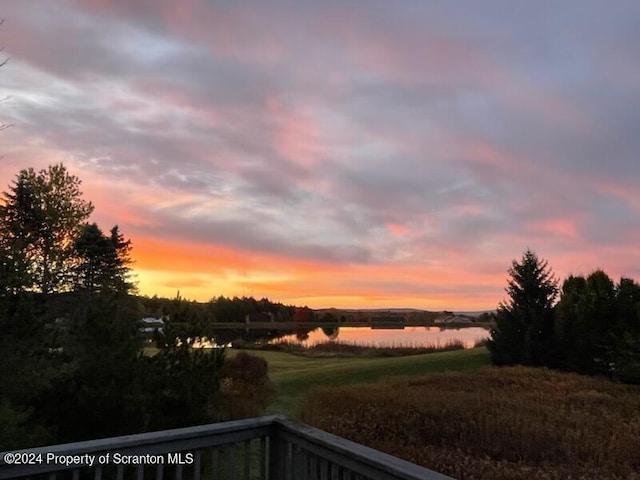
[0,18,11,141]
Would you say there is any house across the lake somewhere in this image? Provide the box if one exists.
[139,316,165,343]
[433,314,473,324]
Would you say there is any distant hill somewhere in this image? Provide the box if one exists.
[454,310,497,318]
[315,308,428,314]
[315,308,495,316]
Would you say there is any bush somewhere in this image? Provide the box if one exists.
[210,352,271,420]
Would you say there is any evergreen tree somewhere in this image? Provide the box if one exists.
[613,278,640,383]
[488,249,558,366]
[0,164,93,294]
[0,294,59,448]
[555,270,637,378]
[108,225,135,294]
[45,295,148,442]
[73,223,135,294]
[0,171,44,294]
[73,223,111,293]
[554,275,590,371]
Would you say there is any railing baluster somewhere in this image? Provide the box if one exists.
[94,465,102,480]
[193,450,201,480]
[116,465,123,480]
[293,443,308,479]
[291,444,300,479]
[174,464,182,480]
[260,437,266,480]
[136,465,144,480]
[48,473,55,480]
[308,452,317,480]
[212,447,219,479]
[287,441,295,480]
[319,458,328,480]
[72,469,79,480]
[243,440,250,480]
[225,445,233,480]
[331,462,340,480]
[268,435,285,480]
[155,464,163,480]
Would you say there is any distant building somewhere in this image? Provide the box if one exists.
[433,314,473,324]
[139,317,165,344]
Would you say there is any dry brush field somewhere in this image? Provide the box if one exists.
[301,366,640,479]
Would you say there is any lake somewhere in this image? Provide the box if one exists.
[270,326,490,349]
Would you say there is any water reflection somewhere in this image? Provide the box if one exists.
[271,326,489,349]
[321,326,339,340]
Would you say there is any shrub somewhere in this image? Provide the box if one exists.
[210,352,271,420]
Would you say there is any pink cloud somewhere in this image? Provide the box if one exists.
[534,219,580,239]
[386,223,412,237]
[454,204,485,216]
[267,97,321,168]
[595,180,640,210]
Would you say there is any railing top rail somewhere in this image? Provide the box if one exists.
[275,417,455,480]
[1,415,280,458]
[0,415,279,479]
[1,415,456,480]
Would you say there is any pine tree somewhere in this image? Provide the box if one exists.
[73,223,135,294]
[0,164,93,294]
[108,225,135,294]
[488,249,558,366]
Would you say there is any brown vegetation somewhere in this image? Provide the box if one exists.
[246,338,472,357]
[210,352,272,420]
[301,367,640,479]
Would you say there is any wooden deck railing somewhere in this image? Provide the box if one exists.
[0,415,454,480]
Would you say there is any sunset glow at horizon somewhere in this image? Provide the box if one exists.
[1,1,639,310]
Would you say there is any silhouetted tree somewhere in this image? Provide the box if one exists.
[0,164,94,294]
[488,249,558,366]
[613,278,640,383]
[0,172,43,295]
[142,296,225,429]
[554,275,589,371]
[73,223,134,294]
[45,295,148,442]
[555,270,637,378]
[108,225,135,293]
[0,292,63,449]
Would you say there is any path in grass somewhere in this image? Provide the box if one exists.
[241,347,491,417]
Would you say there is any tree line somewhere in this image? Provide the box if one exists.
[0,164,233,449]
[0,164,133,295]
[488,249,640,383]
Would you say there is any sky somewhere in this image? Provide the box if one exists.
[0,1,639,310]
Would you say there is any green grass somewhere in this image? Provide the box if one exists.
[235,347,490,417]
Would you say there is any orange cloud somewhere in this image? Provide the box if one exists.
[386,223,412,237]
[128,234,505,310]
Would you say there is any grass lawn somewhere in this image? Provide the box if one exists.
[237,346,491,417]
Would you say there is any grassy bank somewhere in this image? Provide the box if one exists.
[301,366,640,479]
[239,346,490,416]
[243,338,476,358]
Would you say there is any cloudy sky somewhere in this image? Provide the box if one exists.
[1,1,639,309]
